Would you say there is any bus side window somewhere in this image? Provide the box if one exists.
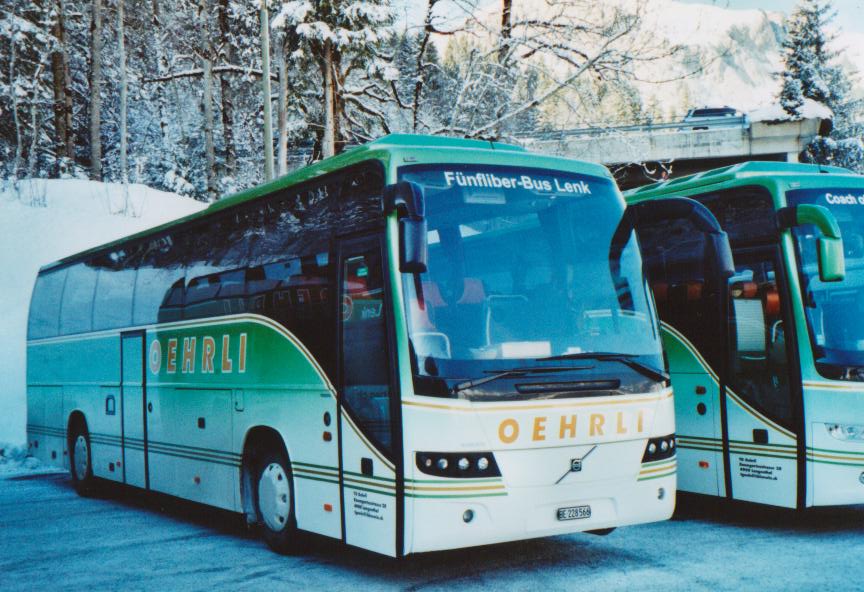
[29,269,68,339]
[92,250,135,331]
[131,233,186,326]
[59,262,99,335]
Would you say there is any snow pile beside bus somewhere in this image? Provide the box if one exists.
[0,179,205,446]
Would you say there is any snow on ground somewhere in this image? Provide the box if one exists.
[0,179,205,447]
[0,474,862,592]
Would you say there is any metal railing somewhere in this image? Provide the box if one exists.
[515,116,750,141]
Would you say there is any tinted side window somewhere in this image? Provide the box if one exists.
[697,187,776,247]
[183,212,252,320]
[28,269,68,339]
[638,217,725,370]
[60,262,99,334]
[131,234,186,325]
[92,249,135,330]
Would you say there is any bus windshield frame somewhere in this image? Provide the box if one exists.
[397,163,665,401]
[787,184,864,380]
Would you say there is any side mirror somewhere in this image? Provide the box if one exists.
[778,204,845,282]
[619,196,735,283]
[706,231,735,280]
[384,181,427,273]
[399,218,428,274]
[818,236,845,282]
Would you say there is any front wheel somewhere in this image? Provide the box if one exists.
[254,449,303,554]
[69,421,98,496]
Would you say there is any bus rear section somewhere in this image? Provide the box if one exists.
[626,162,864,509]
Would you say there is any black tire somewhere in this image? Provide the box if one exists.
[69,419,98,497]
[253,448,304,554]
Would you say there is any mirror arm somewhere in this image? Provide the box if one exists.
[777,204,841,238]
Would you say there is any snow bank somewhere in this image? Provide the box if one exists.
[0,179,205,446]
[0,444,62,478]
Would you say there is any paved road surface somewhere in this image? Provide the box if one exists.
[1,473,863,591]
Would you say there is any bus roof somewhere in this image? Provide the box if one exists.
[624,160,857,204]
[41,134,612,273]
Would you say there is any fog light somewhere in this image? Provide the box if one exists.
[477,457,489,471]
[423,456,432,468]
[463,509,474,523]
[648,443,657,454]
[437,458,448,470]
[859,471,864,485]
[658,487,665,500]
[458,457,470,471]
[660,440,669,452]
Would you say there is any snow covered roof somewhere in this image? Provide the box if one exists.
[748,99,833,124]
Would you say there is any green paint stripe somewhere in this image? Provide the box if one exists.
[641,457,677,468]
[294,473,340,485]
[145,441,238,462]
[405,476,503,484]
[806,456,864,467]
[343,469,396,483]
[147,438,241,459]
[294,460,342,471]
[729,439,796,450]
[148,447,240,467]
[407,492,509,499]
[344,483,397,497]
[638,470,676,482]
[809,446,864,457]
[294,468,340,481]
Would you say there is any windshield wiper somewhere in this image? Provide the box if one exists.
[451,365,592,395]
[536,352,669,383]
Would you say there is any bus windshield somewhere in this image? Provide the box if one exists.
[788,185,864,379]
[398,164,664,400]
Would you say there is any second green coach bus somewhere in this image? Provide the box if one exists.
[626,161,864,509]
[27,134,731,556]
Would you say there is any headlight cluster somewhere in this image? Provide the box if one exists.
[642,434,676,462]
[826,423,864,441]
[415,451,501,478]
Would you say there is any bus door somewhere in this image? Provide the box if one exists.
[725,250,799,507]
[121,331,148,488]
[336,234,401,556]
[637,217,727,496]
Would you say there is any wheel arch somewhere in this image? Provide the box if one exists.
[66,409,89,454]
[240,425,292,524]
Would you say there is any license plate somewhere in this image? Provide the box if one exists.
[557,505,591,521]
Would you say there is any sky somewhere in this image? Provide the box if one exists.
[679,0,864,33]
[394,0,864,34]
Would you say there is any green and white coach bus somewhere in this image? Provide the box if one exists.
[27,134,729,556]
[626,161,864,509]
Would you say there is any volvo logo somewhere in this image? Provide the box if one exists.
[555,445,597,484]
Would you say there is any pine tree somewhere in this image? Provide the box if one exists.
[778,0,863,171]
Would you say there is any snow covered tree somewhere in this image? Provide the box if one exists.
[779,0,863,171]
[274,0,396,157]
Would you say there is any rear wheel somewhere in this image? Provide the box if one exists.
[69,420,97,496]
[254,449,303,554]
